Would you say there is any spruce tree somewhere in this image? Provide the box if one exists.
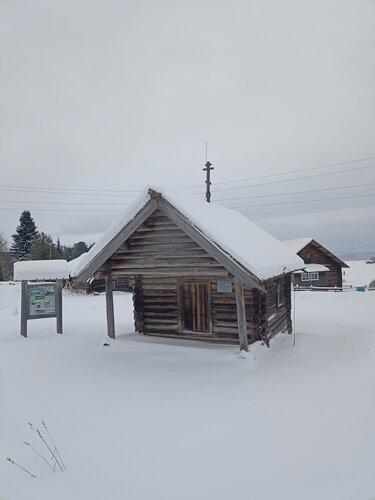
[10,211,37,260]
[28,232,62,260]
[56,238,63,257]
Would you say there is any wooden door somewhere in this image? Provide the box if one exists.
[180,283,210,333]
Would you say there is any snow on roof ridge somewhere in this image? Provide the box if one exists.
[72,186,304,281]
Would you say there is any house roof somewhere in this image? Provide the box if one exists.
[14,260,69,281]
[282,238,314,254]
[282,238,349,268]
[294,263,330,274]
[71,187,305,284]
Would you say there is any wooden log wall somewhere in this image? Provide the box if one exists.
[134,277,262,344]
[99,210,229,278]
[264,274,292,340]
[210,280,260,343]
[298,242,343,287]
[139,276,179,334]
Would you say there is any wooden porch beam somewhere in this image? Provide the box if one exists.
[105,277,115,339]
[234,277,249,352]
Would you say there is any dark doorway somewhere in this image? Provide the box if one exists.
[179,282,210,333]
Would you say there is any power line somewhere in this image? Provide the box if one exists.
[0,187,137,198]
[0,184,140,194]
[2,158,375,199]
[338,242,375,253]
[214,181,375,201]
[180,155,375,189]
[0,207,124,213]
[0,200,132,206]
[228,192,375,209]
[210,164,375,194]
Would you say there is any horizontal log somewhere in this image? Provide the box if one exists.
[141,277,177,284]
[112,250,209,260]
[116,243,203,254]
[142,297,178,304]
[210,295,237,303]
[268,322,287,339]
[211,304,237,310]
[144,318,178,325]
[143,325,179,332]
[212,312,239,321]
[109,260,222,269]
[138,284,177,290]
[212,307,237,318]
[135,224,179,233]
[109,269,228,276]
[128,236,193,246]
[129,228,187,239]
[143,308,178,314]
[143,332,242,344]
[268,317,287,335]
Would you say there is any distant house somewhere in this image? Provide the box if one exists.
[70,187,304,351]
[282,238,349,288]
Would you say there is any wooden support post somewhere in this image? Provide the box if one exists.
[20,280,28,338]
[105,277,115,339]
[234,277,249,352]
[55,279,63,334]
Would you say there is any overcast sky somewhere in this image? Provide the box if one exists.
[1,0,375,256]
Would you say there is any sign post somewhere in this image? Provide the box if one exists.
[20,281,63,338]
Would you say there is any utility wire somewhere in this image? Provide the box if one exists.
[0,187,137,198]
[0,207,124,213]
[3,181,375,206]
[0,184,140,194]
[209,164,375,193]
[2,156,375,197]
[0,200,133,206]
[228,192,375,209]
[2,160,375,199]
[180,155,375,189]
[214,181,375,201]
[337,242,375,253]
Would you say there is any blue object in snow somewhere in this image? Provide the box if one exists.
[356,286,365,292]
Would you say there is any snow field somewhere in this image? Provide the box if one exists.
[0,263,374,500]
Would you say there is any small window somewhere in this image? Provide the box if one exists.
[111,279,118,290]
[301,273,310,281]
[309,273,319,281]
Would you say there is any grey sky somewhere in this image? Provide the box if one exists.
[1,0,374,256]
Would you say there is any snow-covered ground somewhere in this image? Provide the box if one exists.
[1,261,374,500]
[344,259,375,288]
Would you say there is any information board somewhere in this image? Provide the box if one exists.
[217,280,233,293]
[28,283,56,318]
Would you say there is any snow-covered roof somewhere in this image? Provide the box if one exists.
[282,238,314,254]
[294,264,330,274]
[14,260,69,281]
[72,187,305,282]
[68,253,88,277]
[282,237,349,268]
